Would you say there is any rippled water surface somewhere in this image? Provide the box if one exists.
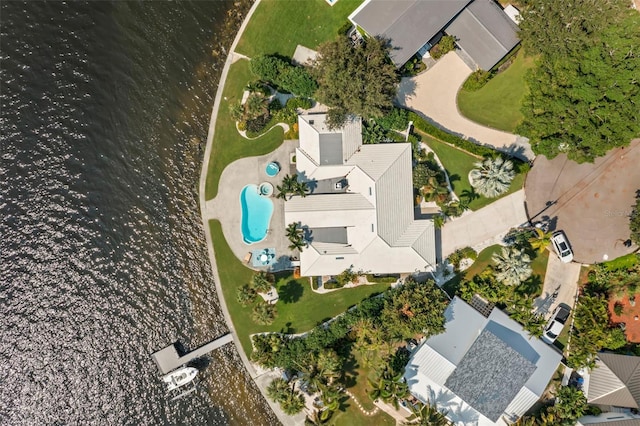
[0,1,276,424]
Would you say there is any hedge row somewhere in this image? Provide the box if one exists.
[407,111,500,158]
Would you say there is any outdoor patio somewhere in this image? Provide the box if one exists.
[204,139,299,271]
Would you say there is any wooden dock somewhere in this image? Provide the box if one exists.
[152,333,233,375]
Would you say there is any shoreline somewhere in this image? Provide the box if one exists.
[197,1,300,425]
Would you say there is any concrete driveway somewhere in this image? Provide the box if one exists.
[525,139,640,264]
[533,253,581,318]
[441,190,528,257]
[396,52,534,161]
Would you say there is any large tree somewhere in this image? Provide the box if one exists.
[518,0,640,162]
[311,37,399,128]
[380,279,449,340]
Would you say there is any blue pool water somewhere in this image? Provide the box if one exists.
[240,184,274,244]
[265,162,280,177]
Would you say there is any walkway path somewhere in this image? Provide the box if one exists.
[343,389,379,416]
[533,253,581,318]
[441,190,528,257]
[197,1,307,425]
[396,52,534,161]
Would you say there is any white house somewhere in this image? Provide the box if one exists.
[284,113,436,277]
[404,297,562,425]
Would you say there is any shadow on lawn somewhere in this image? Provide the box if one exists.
[279,280,303,303]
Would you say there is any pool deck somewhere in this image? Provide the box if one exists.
[203,139,298,271]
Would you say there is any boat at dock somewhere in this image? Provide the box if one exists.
[162,367,198,391]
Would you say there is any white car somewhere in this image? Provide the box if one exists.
[552,231,574,263]
[542,303,571,344]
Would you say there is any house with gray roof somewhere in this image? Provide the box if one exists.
[284,113,436,277]
[585,353,640,410]
[349,0,520,70]
[404,297,562,425]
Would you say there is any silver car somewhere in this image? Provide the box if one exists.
[542,303,571,344]
[552,231,574,263]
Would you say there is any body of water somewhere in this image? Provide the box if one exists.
[0,1,276,424]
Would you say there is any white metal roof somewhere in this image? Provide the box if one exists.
[286,114,437,276]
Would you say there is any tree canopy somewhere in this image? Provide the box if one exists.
[517,0,640,163]
[311,36,399,128]
[381,278,449,340]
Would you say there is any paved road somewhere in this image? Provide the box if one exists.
[533,253,581,318]
[396,52,534,161]
[441,190,529,257]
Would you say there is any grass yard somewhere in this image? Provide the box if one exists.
[333,349,396,426]
[443,244,549,298]
[457,52,534,132]
[209,220,390,355]
[205,59,284,200]
[422,135,526,210]
[235,0,362,58]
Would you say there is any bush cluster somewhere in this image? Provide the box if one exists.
[408,112,492,156]
[429,35,456,60]
[462,69,491,92]
[250,55,317,97]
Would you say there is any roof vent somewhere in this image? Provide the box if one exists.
[309,119,314,125]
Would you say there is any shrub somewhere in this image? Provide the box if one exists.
[408,111,519,160]
[250,55,317,97]
[286,97,312,110]
[250,55,286,83]
[614,302,624,316]
[462,69,491,92]
[430,35,456,60]
[631,198,640,246]
[337,21,353,36]
[323,280,344,290]
[246,114,271,134]
[376,107,409,131]
[280,66,317,98]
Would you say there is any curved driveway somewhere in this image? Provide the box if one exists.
[396,52,534,161]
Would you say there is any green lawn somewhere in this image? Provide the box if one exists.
[205,59,284,200]
[457,52,534,132]
[443,245,549,297]
[603,253,639,271]
[422,135,526,210]
[235,0,362,58]
[209,220,390,355]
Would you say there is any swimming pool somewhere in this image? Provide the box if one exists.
[265,162,280,177]
[240,184,274,244]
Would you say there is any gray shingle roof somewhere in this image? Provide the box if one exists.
[444,329,536,422]
[350,0,471,67]
[446,0,520,70]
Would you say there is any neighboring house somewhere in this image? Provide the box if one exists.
[283,113,436,277]
[404,297,562,425]
[585,353,640,411]
[579,414,640,426]
[349,0,520,70]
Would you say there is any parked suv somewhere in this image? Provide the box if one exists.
[542,303,571,344]
[552,231,574,263]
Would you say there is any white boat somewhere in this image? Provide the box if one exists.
[162,367,198,391]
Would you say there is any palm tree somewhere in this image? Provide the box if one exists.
[469,156,515,198]
[528,228,552,253]
[277,174,298,200]
[280,390,306,415]
[229,102,245,122]
[315,384,342,422]
[244,92,269,121]
[492,246,532,286]
[404,401,451,426]
[267,378,291,403]
[315,350,342,384]
[236,284,257,306]
[433,214,445,229]
[252,271,275,293]
[460,187,479,204]
[252,302,277,325]
[295,180,309,198]
[286,222,306,252]
[368,364,409,409]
